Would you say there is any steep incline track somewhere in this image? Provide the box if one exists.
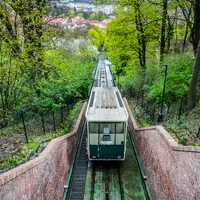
[89,161,125,200]
[84,129,152,200]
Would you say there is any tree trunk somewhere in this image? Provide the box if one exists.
[134,0,146,69]
[193,0,200,54]
[166,15,173,54]
[188,42,200,109]
[160,0,168,62]
[182,22,189,52]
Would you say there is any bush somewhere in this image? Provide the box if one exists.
[194,102,200,119]
[178,135,188,146]
[7,158,19,166]
[150,52,194,103]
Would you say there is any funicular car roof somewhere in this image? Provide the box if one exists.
[86,87,128,122]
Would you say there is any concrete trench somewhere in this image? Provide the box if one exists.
[0,100,200,200]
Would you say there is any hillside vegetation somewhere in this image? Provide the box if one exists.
[88,0,200,145]
[0,1,98,173]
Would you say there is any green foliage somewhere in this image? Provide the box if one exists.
[178,135,188,145]
[0,25,96,125]
[77,12,83,17]
[1,101,82,172]
[26,141,38,149]
[196,142,200,146]
[149,52,194,103]
[0,0,98,173]
[104,0,199,146]
[7,158,19,166]
[88,26,106,49]
[62,102,81,131]
[120,52,194,106]
[194,102,200,118]
[130,103,152,128]
[89,13,96,20]
[105,0,198,105]
[29,48,94,114]
[89,12,106,20]
[68,9,75,17]
[105,0,160,74]
[0,1,97,134]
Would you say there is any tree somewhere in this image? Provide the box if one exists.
[77,13,83,17]
[133,0,147,69]
[88,26,106,50]
[160,0,168,62]
[89,13,96,20]
[89,12,106,20]
[0,0,47,126]
[68,9,75,18]
[188,42,200,109]
[105,0,160,88]
[187,1,200,109]
[96,11,106,20]
[0,1,21,57]
[190,0,200,54]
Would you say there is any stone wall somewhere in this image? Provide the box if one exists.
[0,102,87,200]
[124,98,200,200]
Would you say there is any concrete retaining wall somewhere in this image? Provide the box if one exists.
[0,102,87,200]
[124,98,200,200]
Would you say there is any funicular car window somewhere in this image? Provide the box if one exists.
[103,135,111,141]
[116,122,124,133]
[89,122,98,133]
[99,123,115,133]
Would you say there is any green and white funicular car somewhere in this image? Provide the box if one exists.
[86,87,129,161]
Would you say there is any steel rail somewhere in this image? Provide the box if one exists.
[90,162,96,200]
[117,163,125,200]
[105,163,110,200]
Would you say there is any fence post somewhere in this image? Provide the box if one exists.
[178,97,183,120]
[152,99,156,122]
[182,97,188,113]
[136,91,139,105]
[197,127,200,139]
[60,107,63,124]
[52,111,56,131]
[21,111,28,143]
[167,102,170,114]
[146,100,149,112]
[41,113,45,134]
[141,92,144,107]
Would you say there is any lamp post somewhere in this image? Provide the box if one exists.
[158,64,168,122]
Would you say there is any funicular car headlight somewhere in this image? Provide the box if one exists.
[117,156,122,159]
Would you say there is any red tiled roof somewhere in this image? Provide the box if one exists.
[44,16,69,25]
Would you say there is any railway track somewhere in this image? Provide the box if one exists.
[90,161,125,200]
[84,129,152,200]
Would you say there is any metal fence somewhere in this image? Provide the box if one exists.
[125,89,189,123]
[0,106,71,143]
